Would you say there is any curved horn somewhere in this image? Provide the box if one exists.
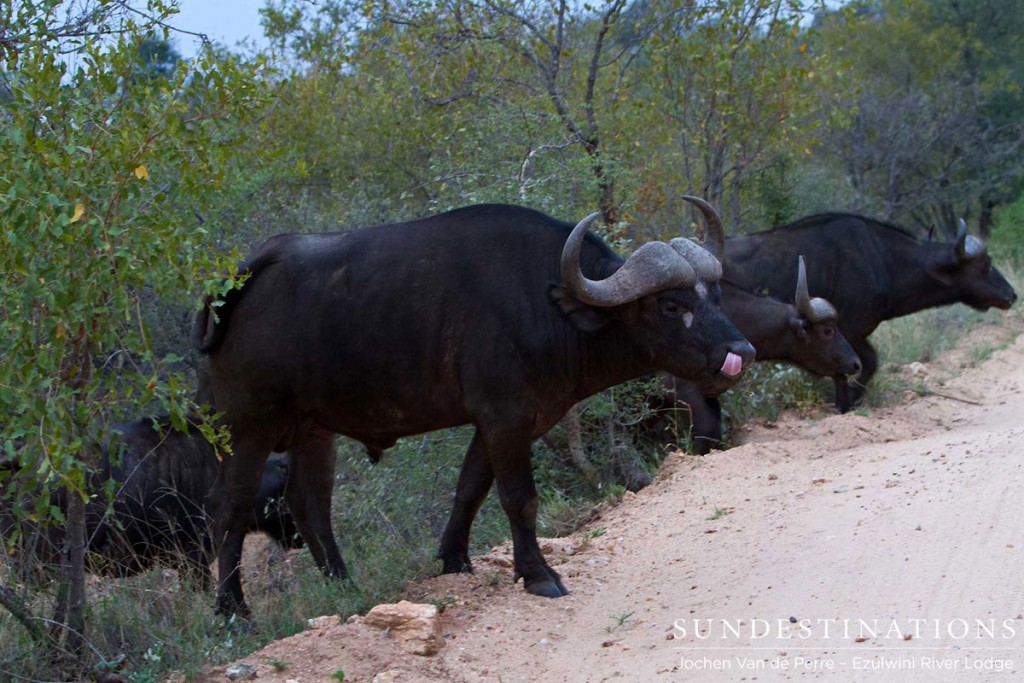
[561,212,697,307]
[682,195,725,262]
[795,255,838,324]
[668,237,722,282]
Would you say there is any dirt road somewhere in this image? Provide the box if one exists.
[205,320,1024,683]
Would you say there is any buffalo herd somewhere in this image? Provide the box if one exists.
[3,198,1016,618]
[725,215,1017,411]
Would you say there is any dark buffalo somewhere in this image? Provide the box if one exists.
[194,199,756,616]
[724,215,1017,411]
[1,419,302,586]
[656,256,861,453]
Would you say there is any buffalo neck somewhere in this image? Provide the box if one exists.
[882,241,964,320]
[562,256,661,401]
[721,287,793,362]
[562,316,658,406]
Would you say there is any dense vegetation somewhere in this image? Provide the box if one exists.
[1,0,1021,679]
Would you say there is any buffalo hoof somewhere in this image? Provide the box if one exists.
[516,563,569,597]
[440,554,474,574]
[524,576,570,598]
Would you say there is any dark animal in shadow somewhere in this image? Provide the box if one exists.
[1,418,302,587]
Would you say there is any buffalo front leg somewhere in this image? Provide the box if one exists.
[285,425,348,580]
[833,374,853,413]
[847,340,878,407]
[673,381,724,454]
[438,431,494,574]
[690,395,725,455]
[483,426,568,598]
[836,339,877,412]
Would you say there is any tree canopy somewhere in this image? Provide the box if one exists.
[1,0,272,667]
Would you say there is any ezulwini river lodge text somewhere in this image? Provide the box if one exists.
[678,655,1015,673]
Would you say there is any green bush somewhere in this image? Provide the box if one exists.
[991,197,1024,266]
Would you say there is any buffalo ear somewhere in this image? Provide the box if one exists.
[930,269,954,286]
[927,257,958,286]
[550,284,612,333]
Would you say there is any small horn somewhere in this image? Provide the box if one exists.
[796,255,811,314]
[795,255,837,324]
[681,195,725,262]
[561,212,697,307]
[954,218,968,258]
[954,218,986,260]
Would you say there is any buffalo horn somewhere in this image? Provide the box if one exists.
[954,218,986,260]
[561,212,697,307]
[668,237,722,282]
[795,255,837,324]
[682,195,725,262]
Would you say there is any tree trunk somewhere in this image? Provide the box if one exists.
[58,474,88,658]
[978,196,995,240]
[593,158,618,227]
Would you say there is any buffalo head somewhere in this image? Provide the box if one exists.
[558,196,756,382]
[789,255,861,378]
[928,220,1017,312]
[254,456,304,550]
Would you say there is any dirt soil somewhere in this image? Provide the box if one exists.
[202,316,1024,683]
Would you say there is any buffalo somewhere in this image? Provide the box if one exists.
[195,198,756,616]
[1,419,302,586]
[657,256,861,453]
[724,215,1017,411]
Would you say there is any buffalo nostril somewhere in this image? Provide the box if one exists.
[731,341,756,362]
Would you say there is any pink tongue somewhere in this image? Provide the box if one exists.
[720,351,744,377]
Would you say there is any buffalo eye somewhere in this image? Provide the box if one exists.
[822,326,835,340]
[659,299,694,328]
[659,299,690,316]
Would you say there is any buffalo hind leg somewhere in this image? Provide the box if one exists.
[483,425,568,598]
[438,431,494,574]
[285,425,348,581]
[207,431,276,618]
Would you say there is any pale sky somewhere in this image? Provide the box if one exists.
[169,0,269,53]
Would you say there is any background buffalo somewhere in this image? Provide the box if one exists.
[724,216,1017,411]
[651,256,860,453]
[1,419,302,587]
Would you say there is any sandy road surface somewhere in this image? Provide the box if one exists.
[205,320,1024,683]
